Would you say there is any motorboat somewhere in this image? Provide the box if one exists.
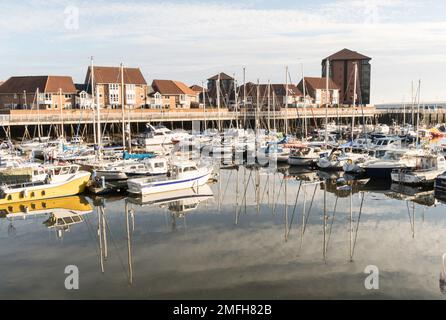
[0,164,90,204]
[127,161,213,195]
[93,157,168,181]
[360,149,425,179]
[391,153,446,186]
[288,146,324,166]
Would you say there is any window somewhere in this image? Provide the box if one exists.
[109,83,119,90]
[44,93,52,101]
[65,94,72,99]
[109,94,119,104]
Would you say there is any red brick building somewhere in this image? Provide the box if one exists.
[321,48,371,105]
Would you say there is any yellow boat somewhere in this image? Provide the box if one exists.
[0,164,91,205]
[0,195,92,217]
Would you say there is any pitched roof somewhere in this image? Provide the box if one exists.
[207,72,234,81]
[324,48,370,61]
[0,76,76,94]
[152,80,196,95]
[190,84,207,92]
[301,77,339,90]
[85,66,147,85]
[238,82,302,98]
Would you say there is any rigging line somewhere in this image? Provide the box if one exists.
[83,212,101,256]
[103,210,131,281]
[272,175,285,212]
[236,169,253,218]
[287,180,303,238]
[221,169,234,202]
[302,184,318,234]
[260,174,270,203]
[351,191,365,258]
[326,195,339,250]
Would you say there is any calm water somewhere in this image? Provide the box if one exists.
[1,164,446,300]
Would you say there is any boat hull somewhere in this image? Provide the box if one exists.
[363,167,394,179]
[127,170,212,195]
[0,172,91,205]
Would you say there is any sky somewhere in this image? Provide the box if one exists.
[1,0,446,103]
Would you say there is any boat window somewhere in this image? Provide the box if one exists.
[155,132,164,136]
[72,216,82,223]
[53,167,61,175]
[69,167,78,174]
[61,167,70,175]
[183,166,197,172]
[155,162,165,168]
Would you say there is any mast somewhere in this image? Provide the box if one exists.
[415,80,421,148]
[256,79,260,136]
[325,59,330,146]
[285,66,289,135]
[217,73,221,132]
[351,62,357,143]
[121,63,126,152]
[91,57,97,146]
[233,74,239,130]
[59,88,63,139]
[243,67,246,128]
[202,81,206,131]
[36,87,41,139]
[267,80,271,132]
[301,63,307,139]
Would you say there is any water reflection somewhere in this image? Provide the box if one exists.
[1,165,446,299]
[0,196,92,238]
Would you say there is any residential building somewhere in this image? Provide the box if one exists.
[151,80,199,109]
[321,48,371,105]
[0,76,76,110]
[237,82,302,110]
[207,72,235,107]
[84,66,148,109]
[297,77,340,105]
[74,84,93,109]
[190,84,207,104]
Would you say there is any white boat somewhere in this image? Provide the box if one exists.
[93,157,168,181]
[138,124,191,148]
[361,149,425,179]
[391,153,446,185]
[317,147,364,171]
[288,146,324,166]
[127,161,213,195]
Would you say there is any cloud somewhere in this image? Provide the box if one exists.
[0,0,445,102]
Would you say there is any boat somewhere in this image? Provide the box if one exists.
[434,171,446,199]
[138,124,191,149]
[256,142,290,164]
[93,157,168,181]
[288,146,324,166]
[391,153,446,186]
[127,161,213,195]
[127,183,214,211]
[317,147,364,171]
[0,164,91,205]
[361,149,425,179]
[0,195,92,218]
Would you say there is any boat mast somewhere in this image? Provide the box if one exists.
[233,73,238,130]
[351,62,357,143]
[202,81,206,131]
[36,87,41,139]
[121,63,126,152]
[91,57,97,146]
[325,59,330,146]
[267,79,271,132]
[217,73,221,132]
[301,63,307,139]
[59,88,64,139]
[243,67,247,129]
[285,66,289,136]
[415,80,421,148]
